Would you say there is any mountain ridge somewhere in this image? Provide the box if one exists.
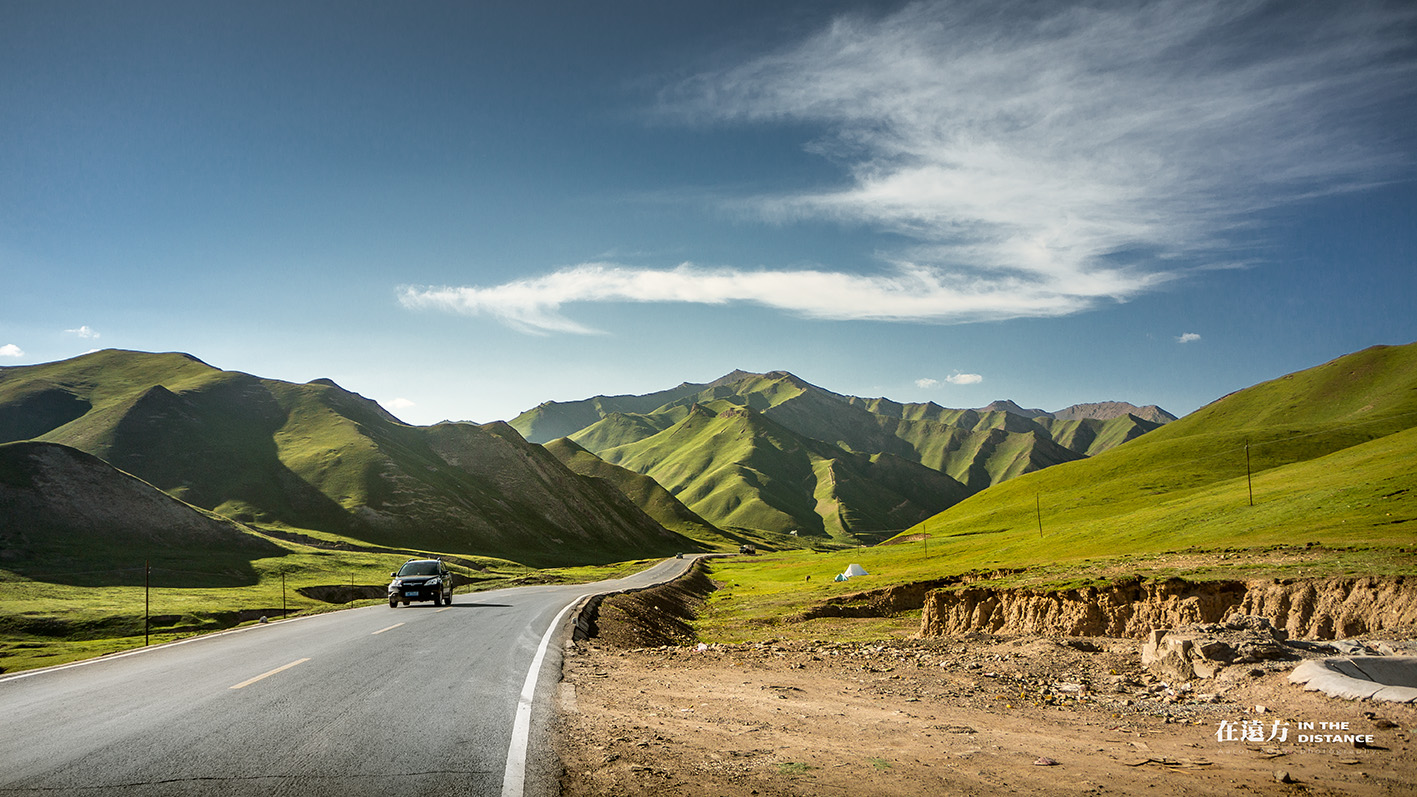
[0,349,709,566]
[511,369,1170,537]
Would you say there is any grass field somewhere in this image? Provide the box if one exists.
[0,534,664,674]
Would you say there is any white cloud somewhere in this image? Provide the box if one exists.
[1177,332,1202,344]
[915,377,940,388]
[407,1,1414,334]
[946,372,984,385]
[386,397,417,410]
[673,1,1413,268]
[0,344,23,358]
[65,325,100,339]
[399,260,1119,334]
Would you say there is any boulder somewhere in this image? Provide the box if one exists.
[1141,617,1293,679]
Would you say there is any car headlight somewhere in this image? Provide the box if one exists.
[390,579,402,589]
[426,577,441,587]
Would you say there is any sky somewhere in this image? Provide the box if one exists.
[3,0,1415,425]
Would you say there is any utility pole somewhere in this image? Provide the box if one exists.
[1246,443,1254,507]
[1036,494,1044,538]
[144,560,150,647]
[281,571,287,618]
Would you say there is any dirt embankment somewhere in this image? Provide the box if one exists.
[575,561,717,648]
[920,577,1417,639]
[555,567,1417,797]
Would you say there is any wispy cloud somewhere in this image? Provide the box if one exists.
[65,325,100,339]
[1177,332,1202,344]
[915,377,940,388]
[386,397,416,410]
[408,0,1414,334]
[946,372,983,385]
[674,1,1414,257]
[400,261,1117,334]
[0,344,24,358]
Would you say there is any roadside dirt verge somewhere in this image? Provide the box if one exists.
[554,572,1417,796]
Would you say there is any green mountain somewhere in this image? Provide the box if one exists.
[542,438,754,551]
[585,402,969,540]
[0,440,284,585]
[510,369,1167,536]
[895,342,1417,562]
[0,350,692,566]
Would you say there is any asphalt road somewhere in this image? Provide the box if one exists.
[0,555,703,796]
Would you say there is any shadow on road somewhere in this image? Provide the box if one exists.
[389,601,514,609]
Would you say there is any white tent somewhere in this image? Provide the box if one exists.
[843,563,869,578]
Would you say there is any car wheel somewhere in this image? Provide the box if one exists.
[433,592,442,607]
[444,592,453,605]
[389,597,397,608]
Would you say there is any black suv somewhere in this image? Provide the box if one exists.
[388,559,454,607]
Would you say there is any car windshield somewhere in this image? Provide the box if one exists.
[397,561,440,577]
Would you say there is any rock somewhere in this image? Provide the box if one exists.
[1141,623,1297,680]
[1197,640,1236,661]
[1274,769,1294,784]
[1225,615,1286,640]
[1142,630,1199,681]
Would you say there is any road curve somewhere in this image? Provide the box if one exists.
[0,555,705,797]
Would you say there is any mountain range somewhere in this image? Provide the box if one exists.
[0,347,1184,576]
[510,370,1172,540]
[0,350,693,568]
[2,343,1411,583]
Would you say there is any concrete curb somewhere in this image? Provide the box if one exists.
[1289,656,1417,703]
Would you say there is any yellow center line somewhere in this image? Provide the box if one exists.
[229,657,310,690]
[372,622,405,635]
[435,607,454,613]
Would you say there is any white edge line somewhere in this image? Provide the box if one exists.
[371,622,405,635]
[501,593,592,797]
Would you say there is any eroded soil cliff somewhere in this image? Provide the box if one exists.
[920,576,1417,639]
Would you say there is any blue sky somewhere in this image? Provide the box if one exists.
[3,0,1415,425]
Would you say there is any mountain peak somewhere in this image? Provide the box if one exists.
[707,369,763,388]
[1051,401,1178,423]
[978,399,1050,418]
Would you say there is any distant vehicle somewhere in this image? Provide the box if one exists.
[674,552,683,559]
[388,559,453,607]
[739,544,756,555]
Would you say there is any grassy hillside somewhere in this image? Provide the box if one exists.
[0,350,691,567]
[894,343,1417,561]
[687,343,1417,640]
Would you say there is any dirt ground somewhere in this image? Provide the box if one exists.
[554,631,1416,796]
